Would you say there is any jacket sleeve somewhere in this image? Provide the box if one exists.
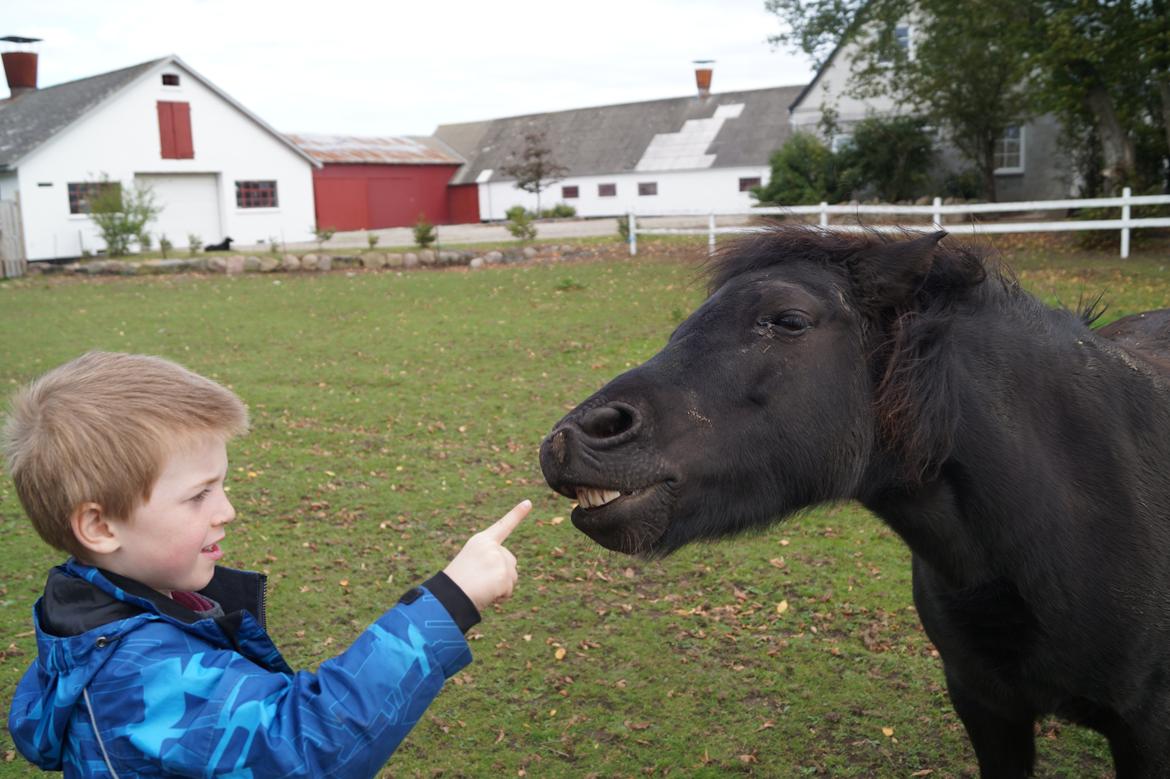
[90,585,473,778]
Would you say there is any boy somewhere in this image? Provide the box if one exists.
[4,351,530,777]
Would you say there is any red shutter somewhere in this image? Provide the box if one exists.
[157,101,194,159]
[172,102,194,158]
[157,101,175,158]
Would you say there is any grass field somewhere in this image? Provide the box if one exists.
[1,235,1167,777]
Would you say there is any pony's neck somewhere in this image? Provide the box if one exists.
[861,296,1153,587]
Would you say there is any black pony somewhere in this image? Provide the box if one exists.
[540,226,1170,777]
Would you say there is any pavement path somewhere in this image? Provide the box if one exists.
[280,215,756,252]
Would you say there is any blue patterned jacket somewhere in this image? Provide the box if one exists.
[8,559,479,777]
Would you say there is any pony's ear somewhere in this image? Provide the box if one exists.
[850,230,946,310]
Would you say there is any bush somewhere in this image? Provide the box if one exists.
[838,116,935,202]
[751,133,844,206]
[413,214,436,249]
[158,234,173,259]
[367,232,380,249]
[942,169,984,200]
[540,203,577,219]
[505,206,537,242]
[137,232,153,252]
[86,177,160,257]
[188,233,201,257]
[312,225,336,250]
[616,215,630,242]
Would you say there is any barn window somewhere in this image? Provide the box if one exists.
[157,101,194,159]
[739,177,761,192]
[68,181,121,215]
[598,183,616,197]
[994,126,1024,173]
[638,182,658,196]
[236,180,279,208]
[162,73,180,86]
[562,185,579,199]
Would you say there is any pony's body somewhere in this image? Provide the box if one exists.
[540,227,1170,777]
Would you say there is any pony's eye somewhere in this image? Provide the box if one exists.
[758,313,811,334]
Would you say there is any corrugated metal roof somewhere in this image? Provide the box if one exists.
[434,85,806,186]
[286,133,465,165]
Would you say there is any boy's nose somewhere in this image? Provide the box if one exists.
[216,497,237,526]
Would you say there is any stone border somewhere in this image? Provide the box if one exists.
[24,244,610,277]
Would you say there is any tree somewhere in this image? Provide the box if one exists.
[1029,0,1167,192]
[86,177,160,257]
[767,0,1170,197]
[499,129,568,215]
[767,0,1036,201]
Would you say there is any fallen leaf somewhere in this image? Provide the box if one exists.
[550,516,565,525]
[554,646,567,661]
[776,600,789,614]
[882,727,895,737]
[625,720,650,731]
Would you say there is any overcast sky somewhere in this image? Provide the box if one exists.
[4,0,815,136]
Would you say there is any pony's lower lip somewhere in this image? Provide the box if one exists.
[569,482,672,554]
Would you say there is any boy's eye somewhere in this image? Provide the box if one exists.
[190,488,211,503]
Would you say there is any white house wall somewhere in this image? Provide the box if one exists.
[478,166,771,220]
[789,39,899,133]
[0,172,17,201]
[14,61,315,261]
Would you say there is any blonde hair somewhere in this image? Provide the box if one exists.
[3,352,248,558]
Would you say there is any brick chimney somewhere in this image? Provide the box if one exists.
[693,59,714,99]
[2,36,42,98]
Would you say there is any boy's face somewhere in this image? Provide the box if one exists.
[105,434,235,596]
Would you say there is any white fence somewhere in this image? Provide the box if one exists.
[627,187,1170,259]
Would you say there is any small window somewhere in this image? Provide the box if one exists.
[598,183,616,197]
[562,185,579,199]
[880,24,914,64]
[830,133,854,153]
[235,180,279,208]
[738,177,761,192]
[994,126,1024,173]
[895,25,912,55]
[162,73,181,86]
[638,182,658,196]
[67,181,121,215]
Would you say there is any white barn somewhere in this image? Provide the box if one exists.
[0,53,318,261]
[434,80,805,220]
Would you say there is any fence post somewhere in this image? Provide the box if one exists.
[819,202,828,227]
[628,212,637,256]
[708,213,716,256]
[933,197,943,230]
[1120,187,1131,259]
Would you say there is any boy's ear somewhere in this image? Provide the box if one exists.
[70,502,122,556]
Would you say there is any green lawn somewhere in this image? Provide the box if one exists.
[1,238,1167,777]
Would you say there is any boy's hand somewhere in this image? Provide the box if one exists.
[443,500,530,612]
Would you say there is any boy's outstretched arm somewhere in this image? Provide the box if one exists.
[15,501,534,778]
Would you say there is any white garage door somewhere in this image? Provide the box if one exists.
[135,173,223,248]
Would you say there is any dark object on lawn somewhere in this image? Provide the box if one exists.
[541,225,1170,777]
[204,237,233,251]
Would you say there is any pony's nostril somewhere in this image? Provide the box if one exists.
[580,403,637,439]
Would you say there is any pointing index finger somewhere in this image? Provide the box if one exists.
[483,500,531,543]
